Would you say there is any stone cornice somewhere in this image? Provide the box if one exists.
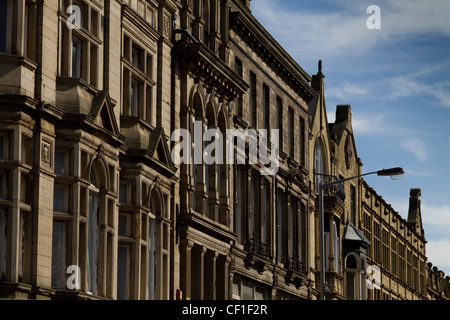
[229,7,317,103]
[175,41,249,100]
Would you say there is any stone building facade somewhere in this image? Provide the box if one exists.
[0,0,448,300]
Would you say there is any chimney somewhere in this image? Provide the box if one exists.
[335,105,351,123]
[407,188,421,227]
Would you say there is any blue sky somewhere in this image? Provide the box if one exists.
[251,0,450,275]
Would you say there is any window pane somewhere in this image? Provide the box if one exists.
[0,136,4,159]
[242,283,253,300]
[0,170,6,199]
[53,187,65,212]
[117,246,129,300]
[52,221,65,289]
[55,151,66,175]
[131,80,139,116]
[132,46,140,68]
[71,38,81,78]
[118,214,127,237]
[147,219,156,300]
[0,209,7,280]
[254,287,266,300]
[87,191,98,295]
[0,0,7,53]
[119,183,128,203]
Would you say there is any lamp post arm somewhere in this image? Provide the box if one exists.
[321,171,377,188]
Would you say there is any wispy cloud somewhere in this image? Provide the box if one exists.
[426,240,450,275]
[252,0,450,60]
[352,113,385,136]
[399,137,428,163]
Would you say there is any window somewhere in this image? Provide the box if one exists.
[122,35,155,124]
[362,211,372,257]
[314,141,324,193]
[60,0,101,86]
[249,72,257,127]
[288,108,294,157]
[250,173,257,238]
[71,37,82,78]
[0,0,7,53]
[21,134,33,166]
[398,242,406,283]
[277,190,287,263]
[373,220,380,261]
[391,235,397,276]
[53,185,68,213]
[0,170,7,199]
[119,182,130,204]
[87,189,99,295]
[350,185,356,224]
[117,245,131,300]
[276,97,283,150]
[345,254,358,300]
[299,117,304,165]
[235,58,243,117]
[130,79,139,117]
[202,0,210,46]
[232,277,267,300]
[55,151,68,176]
[333,220,340,272]
[288,199,295,262]
[235,165,247,244]
[118,214,129,237]
[261,181,270,249]
[132,46,142,70]
[382,228,389,269]
[147,218,156,300]
[0,134,7,160]
[263,84,270,131]
[0,209,7,281]
[51,221,66,289]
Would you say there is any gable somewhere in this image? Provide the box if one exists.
[90,90,120,136]
[147,127,176,174]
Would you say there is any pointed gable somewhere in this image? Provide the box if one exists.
[147,127,177,175]
[89,90,120,137]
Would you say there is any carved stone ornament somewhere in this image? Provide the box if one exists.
[41,141,52,167]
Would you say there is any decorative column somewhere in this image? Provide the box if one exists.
[216,254,230,299]
[191,244,206,300]
[204,250,218,300]
[180,239,194,300]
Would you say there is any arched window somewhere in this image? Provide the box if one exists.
[87,163,101,296]
[149,188,169,300]
[345,253,360,300]
[314,140,324,193]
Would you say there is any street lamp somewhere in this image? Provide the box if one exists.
[317,167,404,300]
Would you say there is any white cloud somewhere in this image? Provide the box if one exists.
[421,203,450,233]
[426,240,450,275]
[352,113,385,135]
[327,82,368,101]
[399,137,428,163]
[252,0,450,61]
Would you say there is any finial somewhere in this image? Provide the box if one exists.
[318,60,323,75]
